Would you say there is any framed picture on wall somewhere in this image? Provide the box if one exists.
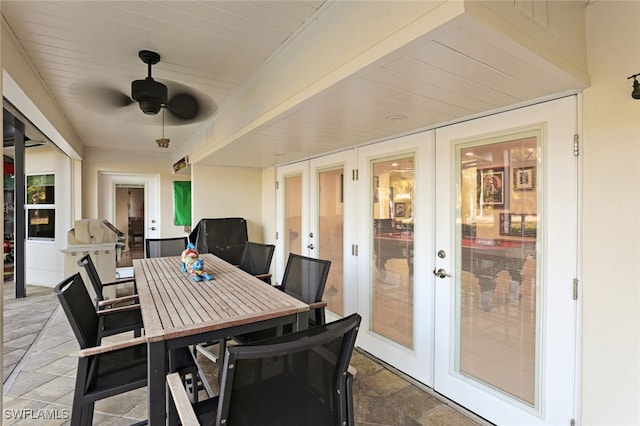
[478,168,506,207]
[513,167,536,191]
[395,202,406,217]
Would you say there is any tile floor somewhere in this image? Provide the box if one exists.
[2,281,490,425]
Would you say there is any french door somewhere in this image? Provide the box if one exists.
[275,97,579,424]
[276,151,356,318]
[355,132,434,385]
[433,96,578,424]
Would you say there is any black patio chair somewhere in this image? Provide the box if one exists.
[55,273,209,424]
[77,254,138,308]
[196,253,331,372]
[54,273,148,425]
[145,236,188,258]
[234,253,331,343]
[237,241,275,284]
[169,313,362,426]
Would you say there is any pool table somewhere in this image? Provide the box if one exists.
[373,232,414,280]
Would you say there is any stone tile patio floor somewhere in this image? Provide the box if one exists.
[2,282,489,425]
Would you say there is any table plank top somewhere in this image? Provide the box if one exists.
[133,253,309,342]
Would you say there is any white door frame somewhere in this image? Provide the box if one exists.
[98,172,160,239]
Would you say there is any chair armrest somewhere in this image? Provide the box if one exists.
[97,303,141,316]
[78,336,147,358]
[348,364,358,378]
[254,273,272,280]
[167,372,201,425]
[308,301,327,310]
[102,277,136,287]
[97,294,139,309]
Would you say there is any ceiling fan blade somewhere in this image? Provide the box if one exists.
[88,86,133,108]
[165,93,200,121]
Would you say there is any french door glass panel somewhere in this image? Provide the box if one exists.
[316,167,345,316]
[284,174,303,257]
[457,131,539,406]
[371,155,415,348]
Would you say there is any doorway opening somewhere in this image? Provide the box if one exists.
[115,184,145,268]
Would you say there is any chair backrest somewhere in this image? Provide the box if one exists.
[218,313,361,426]
[281,253,331,306]
[188,218,248,264]
[238,242,275,276]
[54,273,100,349]
[77,254,106,302]
[145,237,188,258]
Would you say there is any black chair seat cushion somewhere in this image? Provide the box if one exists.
[86,345,147,395]
[194,372,334,426]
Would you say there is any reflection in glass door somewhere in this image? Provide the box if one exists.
[371,156,415,348]
[458,132,539,406]
[316,167,345,315]
[284,174,303,258]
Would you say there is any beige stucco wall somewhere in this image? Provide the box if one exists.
[582,1,640,424]
[82,147,190,238]
[191,164,264,241]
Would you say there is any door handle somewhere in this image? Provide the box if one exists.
[150,227,157,231]
[433,268,451,279]
[307,243,315,250]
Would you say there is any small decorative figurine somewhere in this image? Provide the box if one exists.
[181,243,199,273]
[188,257,213,282]
[181,243,213,282]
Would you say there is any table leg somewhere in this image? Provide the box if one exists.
[148,340,167,425]
[293,311,309,332]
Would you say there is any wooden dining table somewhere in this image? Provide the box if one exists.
[133,253,310,425]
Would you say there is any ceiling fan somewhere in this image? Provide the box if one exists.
[92,50,207,123]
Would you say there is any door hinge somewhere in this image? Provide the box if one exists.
[573,278,579,300]
[573,134,579,157]
[351,244,358,256]
[276,180,279,190]
[352,169,359,181]
[570,419,576,426]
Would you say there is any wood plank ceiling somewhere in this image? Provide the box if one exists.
[2,1,588,169]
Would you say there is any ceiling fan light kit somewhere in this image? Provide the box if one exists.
[132,50,169,115]
[156,138,170,148]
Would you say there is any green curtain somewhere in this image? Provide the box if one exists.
[173,181,192,226]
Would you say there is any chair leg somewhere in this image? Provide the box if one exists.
[345,373,355,426]
[71,401,94,426]
[71,360,94,426]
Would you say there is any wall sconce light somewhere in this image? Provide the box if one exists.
[628,73,640,99]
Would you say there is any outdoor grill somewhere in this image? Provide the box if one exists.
[61,219,126,299]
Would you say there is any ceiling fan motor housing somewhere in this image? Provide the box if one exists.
[131,77,168,115]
